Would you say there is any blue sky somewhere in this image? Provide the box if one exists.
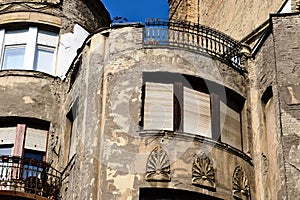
[102,0,169,23]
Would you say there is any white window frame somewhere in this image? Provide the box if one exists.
[0,27,58,75]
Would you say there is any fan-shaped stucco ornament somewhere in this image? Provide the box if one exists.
[145,146,171,181]
[192,153,216,189]
[232,166,250,199]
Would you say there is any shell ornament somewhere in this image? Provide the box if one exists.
[192,153,216,189]
[145,146,171,181]
[232,166,250,199]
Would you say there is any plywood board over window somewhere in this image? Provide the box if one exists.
[0,123,49,159]
[24,127,48,152]
[144,82,174,131]
[0,127,16,145]
[183,87,211,137]
[0,127,15,157]
[220,101,241,150]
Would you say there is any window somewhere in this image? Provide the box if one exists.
[0,122,49,180]
[183,86,211,137]
[144,82,174,131]
[66,114,77,160]
[2,46,26,69]
[34,46,55,74]
[0,145,13,156]
[0,27,58,75]
[0,123,49,159]
[23,149,46,179]
[144,82,211,137]
[220,101,242,149]
[142,72,244,150]
[66,100,78,161]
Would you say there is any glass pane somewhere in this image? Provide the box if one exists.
[34,47,54,74]
[2,47,25,70]
[23,149,45,180]
[0,146,13,182]
[0,146,12,156]
[24,149,44,161]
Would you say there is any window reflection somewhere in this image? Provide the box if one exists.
[23,149,45,180]
[34,46,55,74]
[0,145,13,156]
[2,46,25,70]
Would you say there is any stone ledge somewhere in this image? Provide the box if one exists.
[0,69,60,80]
[138,130,253,165]
[0,12,61,27]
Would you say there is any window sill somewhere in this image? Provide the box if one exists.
[138,130,253,165]
[0,69,59,79]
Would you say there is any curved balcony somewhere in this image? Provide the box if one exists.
[143,18,244,72]
[0,156,61,200]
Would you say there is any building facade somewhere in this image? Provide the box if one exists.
[0,0,299,199]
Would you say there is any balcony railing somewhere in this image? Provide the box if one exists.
[143,18,244,72]
[0,155,61,199]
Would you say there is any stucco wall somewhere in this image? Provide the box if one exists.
[59,33,106,199]
[60,26,254,200]
[169,0,287,40]
[246,12,300,200]
[248,30,286,200]
[61,0,110,33]
[272,13,300,198]
[0,70,62,123]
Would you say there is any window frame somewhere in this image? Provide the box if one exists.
[0,26,58,75]
[0,122,49,161]
[33,44,56,74]
[2,44,26,70]
[0,144,13,157]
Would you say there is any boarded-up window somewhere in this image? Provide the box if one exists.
[142,72,244,149]
[183,87,211,137]
[24,127,48,152]
[0,123,48,158]
[0,127,16,145]
[144,82,174,131]
[220,101,241,150]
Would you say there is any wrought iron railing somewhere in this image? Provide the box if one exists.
[143,18,244,72]
[0,155,61,199]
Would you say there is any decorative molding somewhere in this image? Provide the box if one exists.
[0,1,61,14]
[232,166,250,199]
[145,146,171,182]
[192,153,216,189]
[0,0,61,4]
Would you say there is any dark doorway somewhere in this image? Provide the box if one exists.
[139,188,223,200]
